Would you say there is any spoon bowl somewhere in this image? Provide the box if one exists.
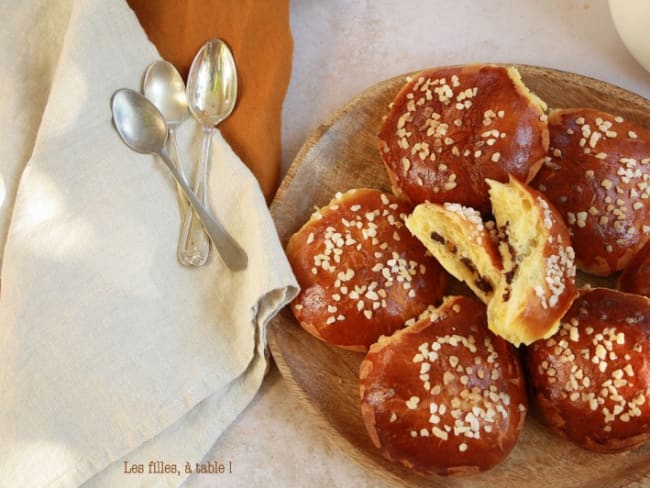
[111,88,248,271]
[143,60,188,129]
[186,39,238,126]
[112,88,167,154]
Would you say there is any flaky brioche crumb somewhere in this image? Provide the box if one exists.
[486,177,578,346]
[406,202,501,303]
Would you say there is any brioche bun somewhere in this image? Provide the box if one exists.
[360,296,527,475]
[526,288,650,453]
[378,64,549,214]
[287,188,447,351]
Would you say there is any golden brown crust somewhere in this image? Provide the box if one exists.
[526,288,650,453]
[486,177,579,346]
[532,108,650,276]
[359,296,527,476]
[406,202,502,303]
[378,64,549,214]
[286,188,447,351]
[619,241,650,298]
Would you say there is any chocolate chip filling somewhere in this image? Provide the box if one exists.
[504,268,517,285]
[460,257,476,273]
[502,288,511,302]
[430,231,456,254]
[461,257,494,295]
[475,277,494,294]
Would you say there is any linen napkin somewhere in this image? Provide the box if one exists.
[0,0,298,487]
[126,0,294,202]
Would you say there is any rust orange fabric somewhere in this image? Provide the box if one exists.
[126,0,293,202]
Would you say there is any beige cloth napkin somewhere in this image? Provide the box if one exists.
[0,0,298,487]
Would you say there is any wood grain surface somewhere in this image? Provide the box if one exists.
[268,65,650,487]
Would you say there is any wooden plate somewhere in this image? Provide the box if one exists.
[269,65,650,487]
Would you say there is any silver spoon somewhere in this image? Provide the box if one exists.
[143,60,210,266]
[111,88,248,271]
[185,40,238,262]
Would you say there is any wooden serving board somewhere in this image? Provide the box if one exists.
[269,65,650,487]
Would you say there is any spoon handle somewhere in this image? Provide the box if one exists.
[158,147,248,271]
[175,129,210,266]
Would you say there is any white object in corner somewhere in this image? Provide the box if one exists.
[609,0,650,73]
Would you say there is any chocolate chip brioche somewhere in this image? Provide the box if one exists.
[405,202,501,303]
[407,177,578,346]
[486,177,578,346]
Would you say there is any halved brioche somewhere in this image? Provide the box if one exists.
[405,202,502,303]
[486,177,578,346]
[407,177,578,346]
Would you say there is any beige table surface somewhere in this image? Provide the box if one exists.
[187,1,650,486]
